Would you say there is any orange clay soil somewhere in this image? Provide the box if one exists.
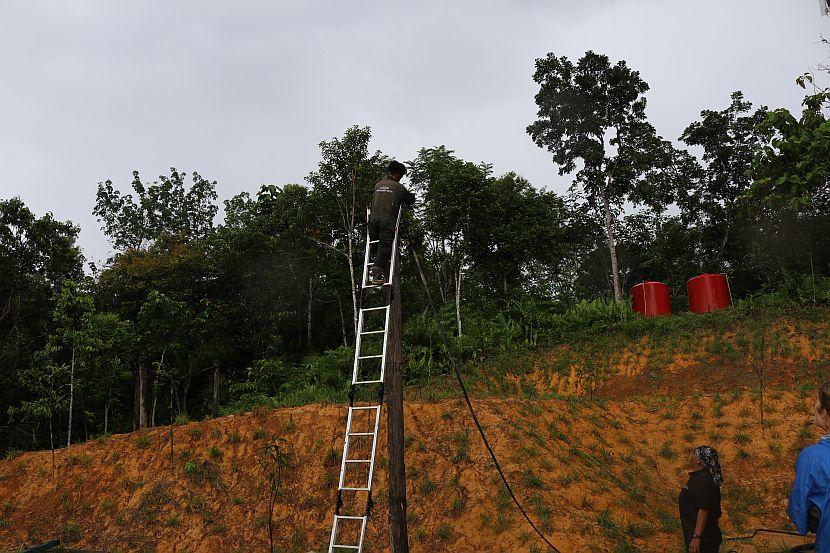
[0,386,822,553]
[3,316,829,552]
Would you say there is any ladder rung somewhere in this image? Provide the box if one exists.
[360,330,385,335]
[352,378,383,384]
[368,240,379,244]
[345,459,372,463]
[349,405,381,412]
[360,306,388,312]
[348,431,376,436]
[362,282,392,288]
[357,355,383,360]
[333,546,360,550]
[340,485,371,491]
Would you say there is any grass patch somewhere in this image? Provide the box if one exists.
[437,522,452,541]
[419,477,437,495]
[67,454,92,468]
[522,468,544,489]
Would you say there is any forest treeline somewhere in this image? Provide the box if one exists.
[1,50,829,454]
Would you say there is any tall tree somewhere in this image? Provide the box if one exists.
[94,168,218,252]
[138,291,189,425]
[47,281,97,446]
[527,50,670,300]
[0,198,83,445]
[466,171,572,299]
[680,91,769,270]
[409,146,487,335]
[748,88,830,281]
[86,312,134,435]
[307,126,389,334]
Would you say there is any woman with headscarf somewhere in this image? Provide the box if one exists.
[788,381,830,551]
[678,445,723,553]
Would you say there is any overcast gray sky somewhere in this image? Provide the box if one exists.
[1,1,828,265]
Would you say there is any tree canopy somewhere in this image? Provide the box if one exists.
[1,48,829,455]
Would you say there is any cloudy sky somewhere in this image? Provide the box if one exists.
[1,1,828,265]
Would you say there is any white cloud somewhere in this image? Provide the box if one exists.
[0,0,827,264]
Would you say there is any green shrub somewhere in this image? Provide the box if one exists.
[419,477,437,495]
[437,522,452,541]
[522,468,544,489]
[135,434,152,449]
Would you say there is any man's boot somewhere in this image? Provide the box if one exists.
[370,266,386,286]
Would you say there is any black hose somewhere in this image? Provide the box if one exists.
[404,231,561,553]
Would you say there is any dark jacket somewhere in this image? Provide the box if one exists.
[371,177,415,223]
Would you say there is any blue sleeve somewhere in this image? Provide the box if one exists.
[789,448,816,535]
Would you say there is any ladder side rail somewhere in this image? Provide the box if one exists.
[337,407,356,490]
[351,309,366,383]
[387,207,403,286]
[365,404,382,491]
[361,208,372,289]
[328,518,339,553]
[358,516,369,553]
[379,305,390,384]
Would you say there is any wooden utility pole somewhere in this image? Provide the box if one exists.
[386,248,409,553]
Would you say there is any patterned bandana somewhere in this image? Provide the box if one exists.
[695,445,724,487]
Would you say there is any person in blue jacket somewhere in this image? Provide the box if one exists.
[788,381,830,550]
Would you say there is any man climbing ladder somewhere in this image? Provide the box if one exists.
[328,167,409,553]
[369,161,415,286]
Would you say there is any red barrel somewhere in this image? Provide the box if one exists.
[687,273,732,314]
[630,281,671,317]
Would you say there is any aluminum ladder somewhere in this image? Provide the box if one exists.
[328,208,402,553]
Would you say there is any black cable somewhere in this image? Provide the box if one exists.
[725,527,810,540]
[404,229,561,553]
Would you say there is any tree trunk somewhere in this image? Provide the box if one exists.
[138,359,148,429]
[212,362,220,419]
[336,292,349,347]
[307,274,314,347]
[347,239,359,335]
[386,248,409,553]
[455,269,463,337]
[601,177,622,301]
[151,392,157,427]
[716,225,730,268]
[67,347,75,447]
[182,356,193,412]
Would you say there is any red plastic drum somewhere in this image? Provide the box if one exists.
[687,273,732,314]
[630,281,671,317]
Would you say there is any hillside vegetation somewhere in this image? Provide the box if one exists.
[1,307,828,552]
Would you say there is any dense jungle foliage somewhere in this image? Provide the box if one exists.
[2,50,829,454]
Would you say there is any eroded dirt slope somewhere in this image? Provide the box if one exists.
[0,390,822,552]
[2,315,829,552]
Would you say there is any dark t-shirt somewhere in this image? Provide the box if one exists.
[371,177,415,224]
[678,469,722,545]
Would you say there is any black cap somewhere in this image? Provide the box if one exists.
[387,160,407,177]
